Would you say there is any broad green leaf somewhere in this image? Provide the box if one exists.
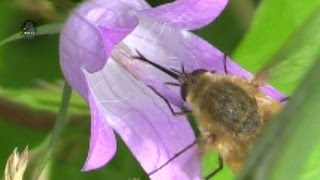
[300,143,320,180]
[234,0,320,94]
[238,57,320,180]
[234,0,320,69]
[265,9,320,94]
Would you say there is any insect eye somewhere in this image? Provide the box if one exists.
[191,69,208,76]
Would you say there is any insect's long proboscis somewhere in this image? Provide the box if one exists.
[133,50,181,80]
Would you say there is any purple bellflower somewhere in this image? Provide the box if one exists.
[59,0,284,179]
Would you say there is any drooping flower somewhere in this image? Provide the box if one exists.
[59,0,284,179]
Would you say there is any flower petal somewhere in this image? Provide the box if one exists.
[60,0,139,98]
[115,17,284,105]
[83,58,200,179]
[82,94,117,171]
[60,1,202,179]
[179,32,285,100]
[92,0,150,10]
[139,0,229,30]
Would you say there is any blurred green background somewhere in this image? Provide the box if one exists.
[1,0,320,180]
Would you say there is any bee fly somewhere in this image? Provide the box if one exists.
[133,51,287,179]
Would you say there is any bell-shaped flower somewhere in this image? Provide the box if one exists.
[59,0,284,179]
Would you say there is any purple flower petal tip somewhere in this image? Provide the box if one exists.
[60,0,285,179]
[139,0,229,30]
[82,94,117,171]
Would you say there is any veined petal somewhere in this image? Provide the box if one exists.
[60,0,139,98]
[117,17,284,104]
[83,59,200,179]
[91,0,150,10]
[82,94,117,171]
[139,0,229,30]
[60,0,202,179]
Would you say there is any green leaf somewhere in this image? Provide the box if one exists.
[234,0,320,68]
[234,0,320,94]
[233,0,320,179]
[0,23,63,46]
[265,8,320,94]
[300,143,320,180]
[238,57,320,180]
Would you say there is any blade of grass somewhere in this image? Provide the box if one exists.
[234,0,320,71]
[0,23,63,46]
[237,56,320,180]
[266,8,320,94]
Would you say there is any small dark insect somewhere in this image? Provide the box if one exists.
[133,51,286,179]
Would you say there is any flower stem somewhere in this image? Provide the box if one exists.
[32,82,72,180]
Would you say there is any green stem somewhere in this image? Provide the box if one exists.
[32,82,72,180]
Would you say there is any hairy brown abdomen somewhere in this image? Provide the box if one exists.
[188,73,261,135]
[187,73,282,172]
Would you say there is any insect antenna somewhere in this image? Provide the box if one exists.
[170,68,183,76]
[148,140,197,176]
[181,63,186,74]
[133,50,180,80]
[147,85,190,116]
[164,82,181,86]
[223,53,228,74]
[280,96,290,102]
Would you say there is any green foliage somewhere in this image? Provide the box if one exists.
[234,0,320,94]
[238,58,320,180]
[234,0,320,69]
[234,0,320,179]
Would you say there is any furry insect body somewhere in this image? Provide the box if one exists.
[188,72,282,172]
[134,52,283,177]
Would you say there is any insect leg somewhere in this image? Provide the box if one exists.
[181,62,186,74]
[204,155,224,180]
[280,96,290,102]
[148,140,197,176]
[147,85,191,116]
[223,53,228,74]
[164,82,181,86]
